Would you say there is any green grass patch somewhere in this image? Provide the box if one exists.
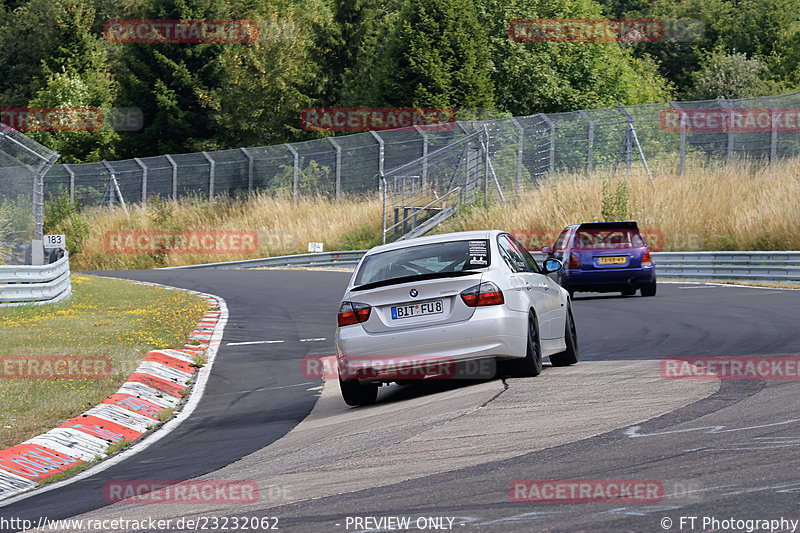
[105,438,132,455]
[328,221,383,251]
[37,458,99,486]
[0,275,207,449]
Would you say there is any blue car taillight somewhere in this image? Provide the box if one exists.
[567,253,581,269]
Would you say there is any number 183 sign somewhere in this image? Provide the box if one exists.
[44,234,66,248]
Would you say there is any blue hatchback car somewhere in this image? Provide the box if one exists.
[541,221,656,297]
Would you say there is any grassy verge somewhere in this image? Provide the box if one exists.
[0,274,207,449]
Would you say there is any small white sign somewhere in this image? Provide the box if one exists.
[308,242,324,253]
[43,234,66,248]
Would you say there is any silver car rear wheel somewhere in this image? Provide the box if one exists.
[510,312,542,377]
[339,378,378,406]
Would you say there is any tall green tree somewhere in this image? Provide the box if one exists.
[114,0,230,157]
[211,0,329,146]
[612,0,799,97]
[0,0,91,107]
[477,0,673,116]
[689,50,778,100]
[365,0,495,109]
[312,0,401,107]
[2,0,119,162]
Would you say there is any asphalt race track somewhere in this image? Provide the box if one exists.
[2,270,800,533]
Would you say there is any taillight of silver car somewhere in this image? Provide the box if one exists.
[337,301,372,326]
[460,282,504,307]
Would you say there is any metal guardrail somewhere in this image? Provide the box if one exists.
[159,250,367,270]
[0,253,72,306]
[162,249,800,284]
[652,251,800,282]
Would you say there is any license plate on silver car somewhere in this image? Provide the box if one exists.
[391,300,444,320]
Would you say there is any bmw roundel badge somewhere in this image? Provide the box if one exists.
[409,289,418,298]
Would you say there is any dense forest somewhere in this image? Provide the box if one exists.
[0,0,798,163]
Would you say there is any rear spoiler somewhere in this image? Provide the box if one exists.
[576,221,639,231]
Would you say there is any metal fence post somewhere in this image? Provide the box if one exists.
[240,147,254,196]
[413,125,428,192]
[134,157,147,205]
[33,167,44,241]
[668,101,686,175]
[509,118,524,197]
[165,154,178,200]
[327,137,342,200]
[370,131,385,193]
[101,159,127,214]
[540,114,556,176]
[761,96,778,163]
[718,99,734,165]
[64,164,75,206]
[483,126,490,207]
[578,110,594,177]
[285,144,299,204]
[202,151,215,201]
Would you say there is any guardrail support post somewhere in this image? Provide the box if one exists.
[201,151,215,201]
[134,157,147,205]
[327,137,342,200]
[240,147,254,196]
[165,154,178,200]
[285,144,299,204]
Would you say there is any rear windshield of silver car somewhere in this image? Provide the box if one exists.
[353,239,491,288]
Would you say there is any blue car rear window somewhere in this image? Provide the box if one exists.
[574,229,646,250]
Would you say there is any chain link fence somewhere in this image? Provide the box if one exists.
[36,90,800,208]
[0,125,59,264]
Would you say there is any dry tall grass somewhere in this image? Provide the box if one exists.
[72,192,383,270]
[67,158,800,270]
[436,158,800,252]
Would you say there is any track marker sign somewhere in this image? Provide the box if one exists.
[44,234,66,248]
